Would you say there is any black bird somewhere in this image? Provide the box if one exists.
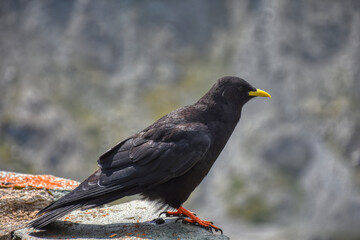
[28,76,271,232]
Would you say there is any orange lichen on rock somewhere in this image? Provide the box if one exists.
[0,171,79,190]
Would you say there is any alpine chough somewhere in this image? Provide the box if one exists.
[28,76,271,232]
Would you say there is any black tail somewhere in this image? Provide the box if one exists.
[27,169,142,229]
[27,188,140,229]
[27,203,83,229]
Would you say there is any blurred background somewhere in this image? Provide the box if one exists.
[1,0,360,239]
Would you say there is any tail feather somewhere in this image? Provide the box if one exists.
[28,187,141,229]
[28,203,83,229]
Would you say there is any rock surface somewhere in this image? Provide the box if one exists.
[0,188,53,240]
[0,171,79,240]
[13,200,229,240]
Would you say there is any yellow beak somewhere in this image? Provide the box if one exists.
[248,89,271,98]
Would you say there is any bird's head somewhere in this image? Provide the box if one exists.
[210,76,271,106]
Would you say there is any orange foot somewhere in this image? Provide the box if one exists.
[160,206,222,234]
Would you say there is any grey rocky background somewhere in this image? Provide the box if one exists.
[1,1,360,239]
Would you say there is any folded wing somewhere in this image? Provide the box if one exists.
[38,121,211,214]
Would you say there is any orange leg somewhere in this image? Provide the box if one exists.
[160,206,222,234]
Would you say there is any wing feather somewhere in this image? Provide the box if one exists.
[98,122,211,187]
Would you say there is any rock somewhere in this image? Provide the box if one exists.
[13,200,229,240]
[0,188,53,240]
[0,171,80,240]
[0,171,79,191]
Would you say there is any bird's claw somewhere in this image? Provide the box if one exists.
[151,217,165,225]
[204,226,223,234]
[159,211,168,217]
[214,227,223,235]
[205,226,213,233]
[176,217,223,234]
[163,207,222,234]
[175,217,185,223]
[202,224,223,234]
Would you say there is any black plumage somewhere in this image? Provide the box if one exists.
[28,76,271,231]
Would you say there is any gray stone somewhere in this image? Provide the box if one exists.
[13,200,229,240]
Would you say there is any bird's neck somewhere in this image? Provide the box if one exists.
[196,96,243,124]
[192,100,242,171]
